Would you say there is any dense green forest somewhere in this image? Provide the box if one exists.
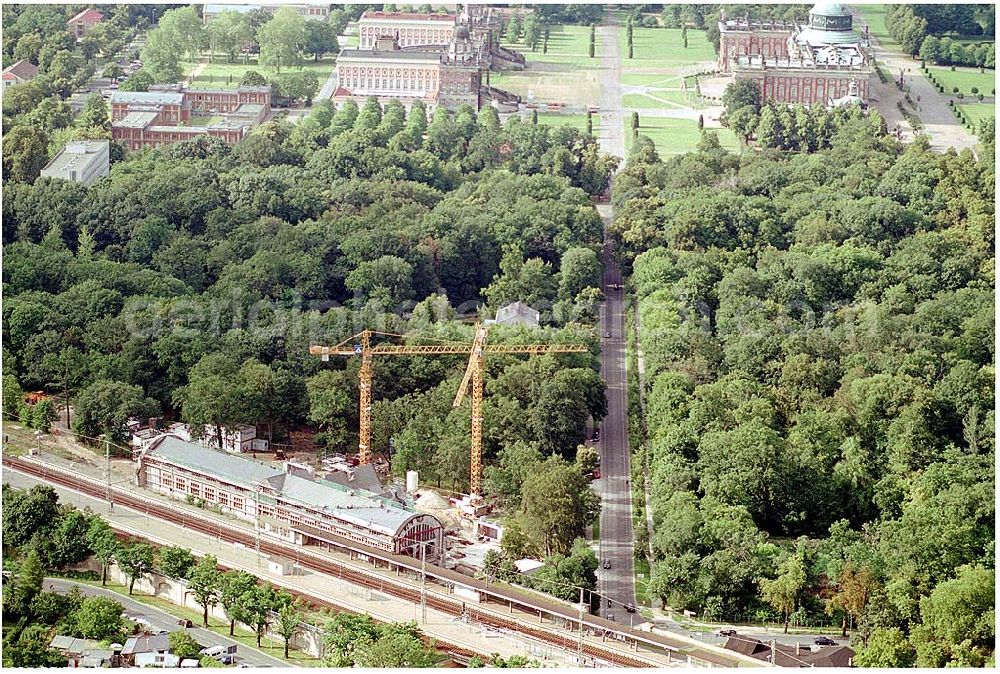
[613,114,994,665]
[3,96,615,573]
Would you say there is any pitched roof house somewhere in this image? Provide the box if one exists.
[2,59,38,88]
[68,8,104,38]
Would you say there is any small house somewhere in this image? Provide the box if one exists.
[2,60,38,88]
[67,8,104,39]
[494,301,540,327]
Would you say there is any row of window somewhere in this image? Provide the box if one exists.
[341,67,437,77]
[347,77,436,92]
[145,463,406,553]
[361,26,451,38]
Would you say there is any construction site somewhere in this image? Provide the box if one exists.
[120,320,591,582]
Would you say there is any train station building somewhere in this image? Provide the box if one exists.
[135,435,444,560]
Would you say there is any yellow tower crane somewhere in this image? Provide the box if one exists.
[310,326,588,497]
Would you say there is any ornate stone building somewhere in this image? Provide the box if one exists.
[358,11,457,49]
[719,2,874,107]
[333,9,520,112]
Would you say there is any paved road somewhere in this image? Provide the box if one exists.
[317,67,339,102]
[595,208,637,626]
[45,578,288,667]
[597,13,626,159]
[593,10,636,627]
[850,7,977,153]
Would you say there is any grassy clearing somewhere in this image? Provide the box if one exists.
[72,580,324,667]
[623,91,703,110]
[181,56,336,89]
[622,27,716,68]
[622,73,682,87]
[957,102,995,127]
[626,117,741,155]
[928,65,996,94]
[505,24,598,67]
[856,4,901,52]
[490,69,600,107]
[634,556,651,607]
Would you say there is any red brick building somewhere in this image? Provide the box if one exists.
[719,2,874,107]
[68,7,104,40]
[358,11,458,49]
[111,86,270,150]
[718,19,797,72]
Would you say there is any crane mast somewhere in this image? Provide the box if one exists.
[310,325,588,498]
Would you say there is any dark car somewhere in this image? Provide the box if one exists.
[603,559,611,570]
[591,428,600,442]
[624,603,636,613]
[814,636,837,646]
[716,629,738,637]
[177,619,193,628]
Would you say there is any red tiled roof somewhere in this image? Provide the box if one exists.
[361,10,455,22]
[68,8,104,25]
[2,59,39,81]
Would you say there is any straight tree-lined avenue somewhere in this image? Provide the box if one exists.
[595,8,637,620]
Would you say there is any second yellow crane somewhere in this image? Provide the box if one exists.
[310,325,588,498]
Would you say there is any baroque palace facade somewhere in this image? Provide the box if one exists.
[719,2,875,107]
[332,5,521,112]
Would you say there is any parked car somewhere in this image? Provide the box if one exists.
[604,331,611,339]
[624,603,636,613]
[177,619,193,628]
[607,613,615,622]
[603,559,611,570]
[814,636,837,646]
[716,628,738,637]
[591,428,600,442]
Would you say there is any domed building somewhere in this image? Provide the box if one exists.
[718,2,875,107]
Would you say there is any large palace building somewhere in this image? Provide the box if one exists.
[358,11,457,49]
[719,2,875,107]
[136,435,445,560]
[332,6,521,112]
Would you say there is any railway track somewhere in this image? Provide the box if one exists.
[4,455,665,668]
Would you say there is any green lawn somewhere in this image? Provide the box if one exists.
[957,102,995,127]
[855,4,901,52]
[634,556,651,607]
[622,27,716,68]
[623,90,703,110]
[626,117,741,155]
[73,581,324,667]
[622,73,683,87]
[489,69,600,107]
[928,65,996,95]
[504,24,597,67]
[181,56,336,89]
